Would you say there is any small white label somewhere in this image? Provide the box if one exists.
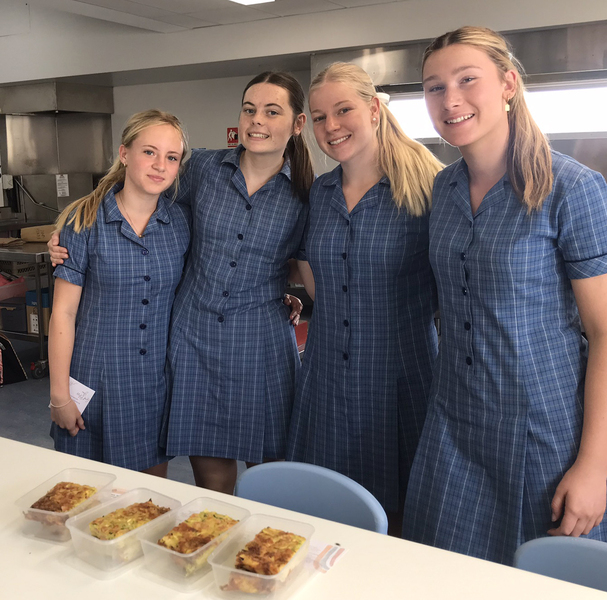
[2,174,13,190]
[29,312,39,334]
[56,174,70,198]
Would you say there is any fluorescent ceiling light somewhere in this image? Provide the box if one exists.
[229,0,275,5]
[389,85,607,140]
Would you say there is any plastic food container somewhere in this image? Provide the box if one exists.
[208,514,314,599]
[66,488,181,572]
[15,468,117,542]
[138,497,250,591]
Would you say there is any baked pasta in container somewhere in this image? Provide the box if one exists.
[209,514,314,597]
[89,499,170,540]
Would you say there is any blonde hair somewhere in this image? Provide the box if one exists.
[423,26,553,212]
[310,62,443,216]
[56,109,189,233]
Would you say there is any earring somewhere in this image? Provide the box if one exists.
[505,98,511,112]
[372,117,377,122]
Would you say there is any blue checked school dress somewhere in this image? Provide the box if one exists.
[162,147,307,463]
[287,167,438,512]
[52,185,191,471]
[403,152,607,565]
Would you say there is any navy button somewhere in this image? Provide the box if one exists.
[140,349,147,355]
[143,275,151,282]
[462,287,467,295]
[466,356,472,365]
[460,252,466,260]
[218,316,224,323]
[342,285,348,292]
[139,324,147,330]
[246,204,252,210]
[230,261,237,268]
[142,299,149,305]
[223,291,229,297]
[237,234,243,240]
[342,252,347,259]
[464,322,471,330]
[141,249,149,256]
[343,353,349,360]
[343,320,349,327]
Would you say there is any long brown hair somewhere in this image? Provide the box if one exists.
[242,71,314,203]
[309,62,443,216]
[56,109,188,233]
[423,26,553,212]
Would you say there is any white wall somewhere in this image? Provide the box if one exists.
[111,70,336,174]
[1,0,606,84]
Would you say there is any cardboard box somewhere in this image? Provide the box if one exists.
[0,260,48,278]
[26,288,50,336]
[20,224,56,243]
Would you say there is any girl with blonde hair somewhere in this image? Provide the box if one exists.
[287,62,443,531]
[49,109,190,476]
[404,26,607,563]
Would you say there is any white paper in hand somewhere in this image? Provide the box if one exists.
[69,377,95,413]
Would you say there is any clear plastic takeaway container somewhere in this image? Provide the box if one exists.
[138,497,251,591]
[15,468,117,542]
[209,513,315,599]
[65,487,181,572]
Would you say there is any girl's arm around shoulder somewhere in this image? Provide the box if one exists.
[48,278,85,437]
[549,273,607,536]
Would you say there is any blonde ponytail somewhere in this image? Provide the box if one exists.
[56,109,188,233]
[310,62,443,216]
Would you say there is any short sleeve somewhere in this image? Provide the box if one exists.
[53,222,90,287]
[558,169,607,280]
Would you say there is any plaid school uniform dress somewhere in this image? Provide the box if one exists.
[287,167,438,512]
[162,147,307,463]
[52,186,190,471]
[404,152,607,565]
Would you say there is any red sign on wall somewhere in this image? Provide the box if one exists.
[227,127,239,148]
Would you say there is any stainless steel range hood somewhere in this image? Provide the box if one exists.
[0,82,113,115]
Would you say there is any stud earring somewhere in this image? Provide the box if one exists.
[372,117,377,122]
[505,98,511,112]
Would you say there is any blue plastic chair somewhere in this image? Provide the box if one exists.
[514,536,607,592]
[234,462,388,534]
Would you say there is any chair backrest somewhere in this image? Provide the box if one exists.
[514,536,607,592]
[234,462,388,534]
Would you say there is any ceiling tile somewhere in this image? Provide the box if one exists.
[331,0,399,6]
[188,4,275,25]
[254,0,344,17]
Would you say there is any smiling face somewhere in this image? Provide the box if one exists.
[309,80,380,167]
[239,82,304,160]
[422,43,516,156]
[119,123,183,200]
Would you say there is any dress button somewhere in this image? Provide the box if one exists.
[460,252,466,261]
[230,261,237,268]
[143,275,151,282]
[246,204,252,211]
[464,322,471,330]
[141,249,149,256]
[343,353,349,360]
[462,287,467,295]
[237,234,243,240]
[466,356,472,365]
[342,252,347,259]
[142,299,149,305]
[343,320,349,327]
[140,349,147,355]
[223,291,229,297]
[139,324,147,330]
[342,285,348,292]
[218,316,224,323]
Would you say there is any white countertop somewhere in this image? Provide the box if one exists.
[1,437,605,599]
